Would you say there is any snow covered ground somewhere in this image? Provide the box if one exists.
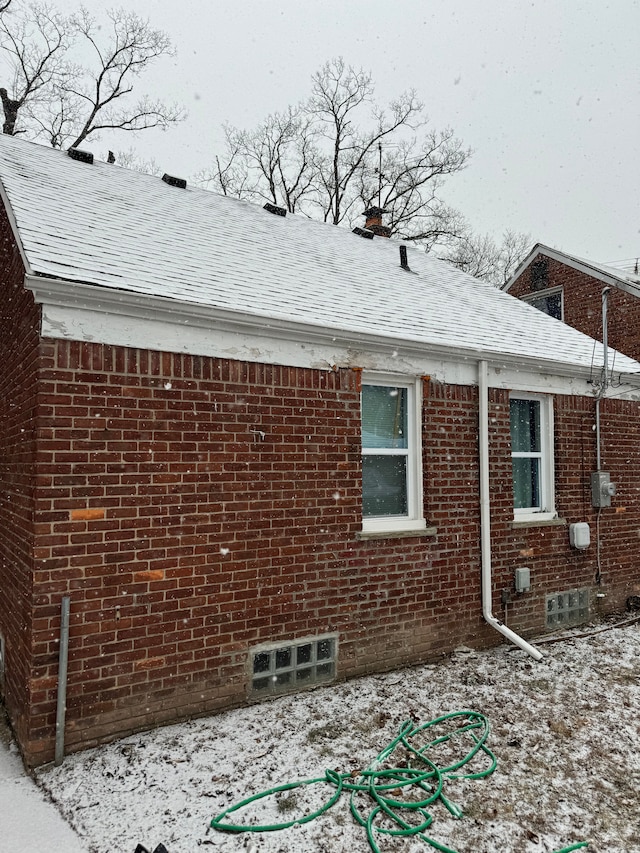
[0,713,88,852]
[36,619,640,853]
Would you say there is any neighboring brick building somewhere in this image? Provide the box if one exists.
[504,243,640,361]
[1,136,640,766]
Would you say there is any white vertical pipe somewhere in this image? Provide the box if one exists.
[596,399,601,471]
[54,595,70,766]
[596,286,610,472]
[602,287,610,388]
[478,360,543,661]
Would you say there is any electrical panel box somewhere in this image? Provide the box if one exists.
[569,522,590,550]
[591,471,616,508]
[515,567,530,593]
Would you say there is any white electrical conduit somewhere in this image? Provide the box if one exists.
[478,360,543,661]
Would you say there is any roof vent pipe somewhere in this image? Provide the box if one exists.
[67,148,94,165]
[263,202,287,217]
[352,226,374,240]
[399,245,410,270]
[162,173,187,189]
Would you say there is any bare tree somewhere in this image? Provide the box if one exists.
[59,8,182,149]
[108,146,162,175]
[203,57,471,248]
[207,107,317,212]
[445,229,531,287]
[356,133,470,249]
[0,1,68,136]
[0,2,182,147]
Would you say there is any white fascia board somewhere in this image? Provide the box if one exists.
[504,243,640,298]
[25,274,640,396]
[489,366,594,398]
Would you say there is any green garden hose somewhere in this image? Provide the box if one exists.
[210,710,588,853]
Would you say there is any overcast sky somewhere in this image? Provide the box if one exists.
[50,0,640,266]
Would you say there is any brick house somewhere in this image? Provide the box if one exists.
[1,136,640,766]
[503,242,640,361]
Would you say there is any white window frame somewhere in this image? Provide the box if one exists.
[510,392,556,522]
[361,374,426,535]
[523,286,564,321]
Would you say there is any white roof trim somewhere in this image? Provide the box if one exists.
[25,274,640,388]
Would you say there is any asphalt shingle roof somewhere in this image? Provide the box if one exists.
[0,134,638,376]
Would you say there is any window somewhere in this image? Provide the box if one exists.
[251,636,336,696]
[361,377,425,534]
[510,394,555,520]
[546,589,589,629]
[524,287,563,320]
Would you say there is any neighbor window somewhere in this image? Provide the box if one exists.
[361,377,425,534]
[524,287,563,321]
[510,394,555,520]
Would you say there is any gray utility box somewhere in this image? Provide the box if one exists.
[514,567,531,593]
[569,522,590,550]
[591,471,616,508]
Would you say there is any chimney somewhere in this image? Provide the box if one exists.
[363,206,391,238]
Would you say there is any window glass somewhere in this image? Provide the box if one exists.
[512,457,540,509]
[362,386,407,449]
[362,456,408,517]
[530,292,562,319]
[362,384,410,519]
[360,377,425,532]
[250,637,337,697]
[510,399,540,453]
[511,399,542,510]
[510,396,552,516]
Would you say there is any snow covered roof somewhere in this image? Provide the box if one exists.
[1,134,639,378]
[504,242,640,297]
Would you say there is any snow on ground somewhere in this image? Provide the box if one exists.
[37,619,640,853]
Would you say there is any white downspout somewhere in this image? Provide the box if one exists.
[478,360,543,661]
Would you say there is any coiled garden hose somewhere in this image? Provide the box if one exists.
[210,710,588,853]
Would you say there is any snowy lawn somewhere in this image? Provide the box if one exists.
[37,619,640,853]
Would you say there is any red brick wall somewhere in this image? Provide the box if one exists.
[509,255,640,361]
[2,336,633,762]
[0,206,39,747]
[489,390,640,632]
[26,344,498,764]
[18,339,640,765]
[0,261,637,765]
